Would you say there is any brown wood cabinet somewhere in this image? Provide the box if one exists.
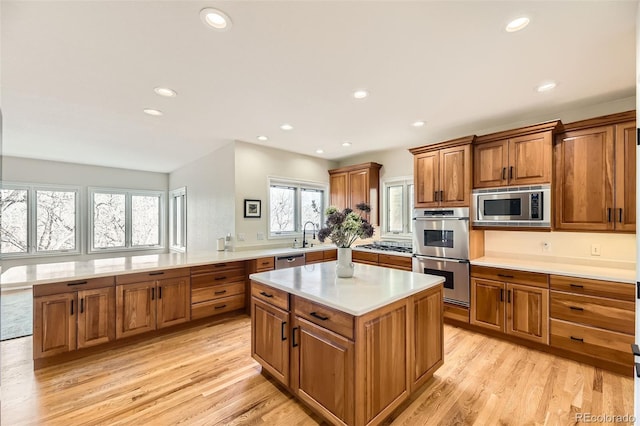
[470,266,549,345]
[409,136,474,208]
[33,277,115,360]
[304,248,338,264]
[352,250,412,271]
[473,121,558,188]
[115,269,190,339]
[252,298,290,386]
[328,162,382,225]
[554,111,636,232]
[190,262,246,320]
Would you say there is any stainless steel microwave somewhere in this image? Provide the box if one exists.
[472,185,551,227]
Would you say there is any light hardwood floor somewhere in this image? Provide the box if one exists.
[1,315,633,425]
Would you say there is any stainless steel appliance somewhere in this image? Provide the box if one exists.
[356,241,413,254]
[472,184,551,227]
[275,253,305,269]
[412,207,470,307]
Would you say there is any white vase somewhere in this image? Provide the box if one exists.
[336,247,355,278]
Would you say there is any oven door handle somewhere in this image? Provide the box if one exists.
[413,255,469,264]
[413,217,470,222]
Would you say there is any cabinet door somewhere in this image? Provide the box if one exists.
[473,140,508,188]
[614,121,636,232]
[348,169,369,209]
[410,288,443,392]
[157,276,191,329]
[414,151,439,207]
[506,284,549,345]
[116,281,156,339]
[440,144,470,206]
[470,278,504,332]
[329,172,348,210]
[292,317,354,425]
[33,293,77,359]
[251,298,290,387]
[508,131,551,185]
[554,126,615,231]
[77,287,115,349]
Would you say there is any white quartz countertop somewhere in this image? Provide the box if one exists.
[249,261,444,316]
[471,254,635,284]
[1,246,338,288]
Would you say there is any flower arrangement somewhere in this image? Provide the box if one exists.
[317,202,374,248]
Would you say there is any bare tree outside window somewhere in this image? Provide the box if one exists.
[270,186,295,233]
[132,195,160,246]
[387,185,404,233]
[301,189,322,228]
[36,190,76,251]
[93,193,126,248]
[1,189,28,253]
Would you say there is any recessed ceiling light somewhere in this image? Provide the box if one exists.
[143,108,163,116]
[200,8,232,30]
[154,87,177,97]
[506,17,530,32]
[342,141,352,147]
[316,149,324,154]
[353,90,369,99]
[280,123,293,131]
[536,81,557,92]
[412,121,426,127]
[257,135,268,141]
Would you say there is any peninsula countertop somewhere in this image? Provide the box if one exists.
[249,261,444,316]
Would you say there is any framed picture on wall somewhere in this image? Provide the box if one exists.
[244,199,261,218]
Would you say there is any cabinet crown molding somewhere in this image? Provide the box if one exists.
[559,110,636,133]
[475,120,561,144]
[328,162,382,174]
[408,135,476,155]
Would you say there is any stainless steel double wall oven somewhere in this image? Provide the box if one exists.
[412,207,470,307]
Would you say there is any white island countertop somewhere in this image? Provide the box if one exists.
[249,261,444,316]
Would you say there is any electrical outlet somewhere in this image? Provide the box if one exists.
[237,233,246,241]
[591,244,601,256]
[257,232,264,240]
[542,241,551,252]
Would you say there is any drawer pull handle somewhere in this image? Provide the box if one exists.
[607,208,612,223]
[149,271,165,276]
[569,284,584,289]
[619,208,623,223]
[569,306,584,311]
[80,298,84,314]
[214,304,227,310]
[215,276,227,281]
[214,290,227,295]
[631,344,640,356]
[151,287,155,300]
[158,286,162,299]
[434,191,439,202]
[509,166,513,180]
[570,336,584,343]
[70,300,74,315]
[292,327,299,347]
[261,262,270,265]
[281,321,287,341]
[259,291,273,298]
[215,263,227,268]
[507,289,511,303]
[499,289,504,302]
[502,167,506,180]
[310,312,329,321]
[497,274,514,278]
[67,280,88,286]
[636,363,640,378]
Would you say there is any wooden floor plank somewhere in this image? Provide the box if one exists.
[1,315,633,425]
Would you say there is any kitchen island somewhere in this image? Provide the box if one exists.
[249,261,444,426]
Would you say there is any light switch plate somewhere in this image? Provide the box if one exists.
[238,233,246,241]
[257,232,264,240]
[591,244,601,256]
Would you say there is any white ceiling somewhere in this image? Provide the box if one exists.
[1,1,636,173]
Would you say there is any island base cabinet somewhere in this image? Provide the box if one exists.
[34,293,77,359]
[292,317,355,425]
[77,287,115,349]
[156,277,191,329]
[251,298,290,387]
[410,287,444,392]
[116,281,156,339]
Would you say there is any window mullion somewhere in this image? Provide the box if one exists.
[126,193,132,248]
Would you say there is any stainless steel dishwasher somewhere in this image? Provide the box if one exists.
[275,253,306,269]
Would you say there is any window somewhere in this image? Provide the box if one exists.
[90,188,164,252]
[268,178,326,237]
[382,177,413,238]
[1,183,79,256]
[169,187,187,251]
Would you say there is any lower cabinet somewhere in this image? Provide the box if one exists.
[304,248,338,264]
[190,261,246,320]
[352,251,412,271]
[252,298,290,385]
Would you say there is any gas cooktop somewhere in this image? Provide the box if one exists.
[356,242,413,254]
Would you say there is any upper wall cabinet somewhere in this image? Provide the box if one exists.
[554,111,636,232]
[473,121,559,188]
[409,136,474,208]
[328,162,382,225]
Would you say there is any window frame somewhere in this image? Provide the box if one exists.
[381,176,414,240]
[1,181,81,258]
[267,177,328,239]
[88,187,165,253]
[169,187,187,252]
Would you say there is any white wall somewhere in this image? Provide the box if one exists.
[169,142,236,253]
[337,147,413,182]
[2,156,169,268]
[233,141,338,249]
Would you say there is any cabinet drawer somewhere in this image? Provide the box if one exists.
[550,319,633,366]
[550,291,634,334]
[191,268,246,289]
[323,249,337,261]
[293,296,354,340]
[255,257,275,271]
[305,251,324,264]
[378,254,412,270]
[34,276,115,297]
[192,282,245,304]
[251,281,289,311]
[191,294,246,320]
[115,268,190,285]
[471,266,548,288]
[550,275,634,302]
[191,261,245,275]
[352,250,379,264]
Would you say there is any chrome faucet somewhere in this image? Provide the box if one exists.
[302,221,317,248]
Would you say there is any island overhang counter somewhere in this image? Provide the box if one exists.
[249,261,445,426]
